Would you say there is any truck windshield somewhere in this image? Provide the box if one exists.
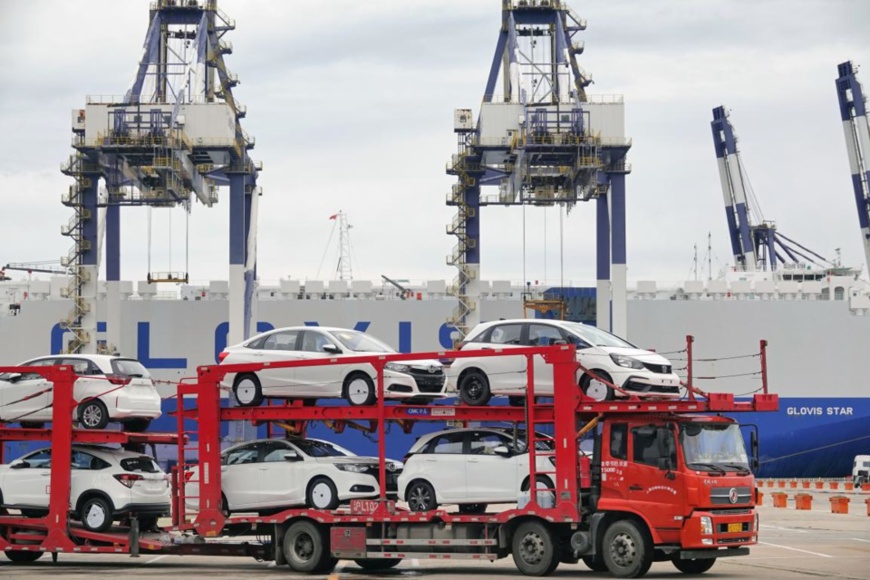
[680,423,749,471]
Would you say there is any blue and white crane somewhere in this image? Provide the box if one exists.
[835,61,870,276]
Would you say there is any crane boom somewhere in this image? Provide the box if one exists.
[835,61,870,275]
[4,262,69,275]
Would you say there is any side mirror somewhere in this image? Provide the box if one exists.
[322,344,342,354]
[1,372,22,383]
[493,445,511,457]
[10,461,30,469]
[283,451,301,462]
[750,430,759,472]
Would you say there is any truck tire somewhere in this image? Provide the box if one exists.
[511,520,560,576]
[583,554,608,572]
[673,556,716,574]
[283,520,337,573]
[602,520,653,578]
[5,551,44,563]
[354,558,402,570]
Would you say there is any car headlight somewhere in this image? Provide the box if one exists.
[700,516,713,536]
[385,362,411,373]
[335,463,370,473]
[609,354,644,369]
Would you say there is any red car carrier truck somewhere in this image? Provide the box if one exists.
[0,341,776,578]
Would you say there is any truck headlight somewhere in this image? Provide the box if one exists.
[609,354,644,369]
[700,516,713,536]
[335,464,369,473]
[385,362,411,373]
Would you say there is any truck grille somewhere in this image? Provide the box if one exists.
[710,486,752,504]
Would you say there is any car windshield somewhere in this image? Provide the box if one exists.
[565,322,635,348]
[329,330,394,353]
[292,439,354,458]
[680,423,749,470]
[111,359,151,379]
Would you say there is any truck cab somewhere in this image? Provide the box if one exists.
[587,414,757,570]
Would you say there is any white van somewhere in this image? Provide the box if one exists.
[853,455,870,486]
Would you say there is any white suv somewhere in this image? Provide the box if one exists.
[0,445,170,533]
[0,355,162,431]
[448,319,681,405]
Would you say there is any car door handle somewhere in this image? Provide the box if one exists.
[629,485,643,491]
[468,459,480,463]
[40,473,51,476]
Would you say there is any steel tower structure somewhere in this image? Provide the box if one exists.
[712,106,837,272]
[835,61,870,276]
[447,0,630,340]
[61,0,259,354]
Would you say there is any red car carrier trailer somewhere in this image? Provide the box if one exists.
[0,341,777,578]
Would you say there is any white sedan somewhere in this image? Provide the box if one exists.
[0,445,170,538]
[185,438,401,513]
[219,326,446,406]
[448,319,682,405]
[0,355,162,431]
[398,428,557,513]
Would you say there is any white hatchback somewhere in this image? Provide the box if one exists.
[0,355,162,431]
[448,319,681,405]
[0,445,170,534]
[184,437,402,513]
[219,326,446,406]
[397,427,557,512]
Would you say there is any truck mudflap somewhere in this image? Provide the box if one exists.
[680,547,749,559]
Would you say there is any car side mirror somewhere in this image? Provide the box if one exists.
[283,451,301,462]
[322,344,342,354]
[2,372,22,383]
[10,461,29,469]
[493,445,511,457]
[750,430,759,472]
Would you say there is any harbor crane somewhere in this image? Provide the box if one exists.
[835,61,870,277]
[446,0,630,341]
[711,106,835,272]
[60,0,260,354]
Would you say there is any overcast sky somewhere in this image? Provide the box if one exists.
[1,0,869,288]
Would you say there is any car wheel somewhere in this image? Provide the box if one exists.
[232,373,263,407]
[78,399,110,430]
[354,558,402,570]
[406,480,438,512]
[508,396,526,407]
[221,493,231,517]
[458,370,491,406]
[79,496,113,532]
[20,422,45,429]
[673,556,716,574]
[4,550,44,563]
[602,520,653,578]
[306,477,339,510]
[511,520,559,576]
[579,370,615,402]
[344,372,375,406]
[458,503,488,514]
[125,419,151,433]
[582,554,608,572]
[521,475,554,493]
[283,520,337,574]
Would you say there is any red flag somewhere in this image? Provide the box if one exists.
[328,213,338,220]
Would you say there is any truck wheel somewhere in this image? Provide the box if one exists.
[458,370,491,406]
[582,554,608,572]
[283,520,337,573]
[78,400,110,429]
[406,480,438,512]
[232,373,263,407]
[5,551,44,563]
[602,520,653,578]
[673,557,716,574]
[512,520,559,576]
[354,558,402,570]
[306,477,339,510]
[580,371,614,402]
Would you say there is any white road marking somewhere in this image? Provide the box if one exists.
[851,538,870,543]
[758,541,833,558]
[144,555,167,565]
[760,524,808,533]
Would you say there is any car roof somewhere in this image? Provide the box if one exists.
[467,319,578,333]
[21,354,139,364]
[22,445,153,461]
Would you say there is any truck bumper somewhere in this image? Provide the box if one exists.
[680,547,749,559]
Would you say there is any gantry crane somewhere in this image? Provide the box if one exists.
[711,106,835,272]
[447,0,631,341]
[60,0,260,354]
[835,61,870,277]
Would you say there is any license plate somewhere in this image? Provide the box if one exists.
[727,523,742,533]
